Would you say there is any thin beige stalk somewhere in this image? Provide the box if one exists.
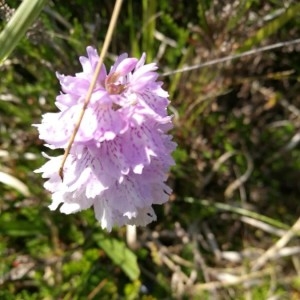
[59,0,123,179]
[162,38,300,77]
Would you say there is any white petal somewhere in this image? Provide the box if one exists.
[60,202,81,214]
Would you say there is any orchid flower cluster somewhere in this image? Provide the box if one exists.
[35,47,176,231]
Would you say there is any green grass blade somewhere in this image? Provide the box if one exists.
[185,197,291,230]
[127,0,140,57]
[142,0,157,62]
[197,0,211,32]
[238,2,300,52]
[226,0,256,31]
[0,0,48,63]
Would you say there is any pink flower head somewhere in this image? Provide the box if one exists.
[35,46,176,231]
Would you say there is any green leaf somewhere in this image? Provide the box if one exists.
[0,220,47,237]
[95,234,140,281]
[0,0,48,63]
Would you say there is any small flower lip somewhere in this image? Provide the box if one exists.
[104,57,138,95]
[113,57,138,76]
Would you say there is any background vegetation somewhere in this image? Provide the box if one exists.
[1,0,300,299]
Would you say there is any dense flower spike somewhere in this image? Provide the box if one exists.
[35,47,176,231]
